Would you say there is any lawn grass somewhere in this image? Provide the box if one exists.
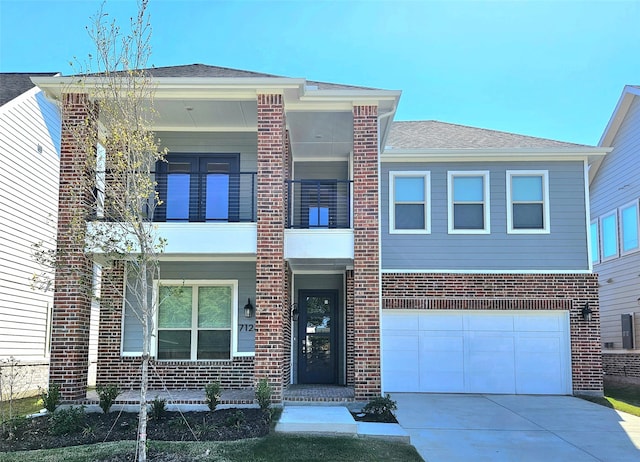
[0,434,423,462]
[0,395,42,421]
[580,379,640,417]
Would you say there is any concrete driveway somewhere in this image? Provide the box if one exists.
[392,393,640,462]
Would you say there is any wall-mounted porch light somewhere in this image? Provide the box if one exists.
[291,303,299,322]
[581,302,593,322]
[244,298,254,318]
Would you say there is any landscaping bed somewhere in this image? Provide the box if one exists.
[0,408,270,453]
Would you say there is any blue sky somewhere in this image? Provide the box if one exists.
[1,0,639,145]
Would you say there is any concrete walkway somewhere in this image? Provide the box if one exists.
[275,405,410,442]
[392,393,640,462]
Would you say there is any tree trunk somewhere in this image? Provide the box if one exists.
[137,354,149,462]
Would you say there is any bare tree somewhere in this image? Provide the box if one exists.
[65,1,165,460]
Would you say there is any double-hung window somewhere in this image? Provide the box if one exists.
[620,201,639,254]
[506,171,550,233]
[448,171,490,234]
[600,212,619,260]
[389,171,430,233]
[156,281,237,360]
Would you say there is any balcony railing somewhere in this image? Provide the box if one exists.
[94,171,257,223]
[286,179,352,229]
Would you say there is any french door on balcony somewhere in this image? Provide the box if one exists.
[156,154,240,222]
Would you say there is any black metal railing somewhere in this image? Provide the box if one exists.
[286,179,352,229]
[94,171,257,223]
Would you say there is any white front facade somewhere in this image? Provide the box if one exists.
[382,310,572,395]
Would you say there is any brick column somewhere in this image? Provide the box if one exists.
[345,269,355,386]
[254,93,287,402]
[50,93,97,401]
[352,105,381,400]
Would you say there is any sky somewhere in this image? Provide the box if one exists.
[1,0,639,146]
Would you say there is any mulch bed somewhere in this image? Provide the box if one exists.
[350,411,398,423]
[0,408,270,453]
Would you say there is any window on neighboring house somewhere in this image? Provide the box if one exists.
[95,143,106,218]
[389,171,430,233]
[448,171,490,233]
[506,171,550,233]
[156,281,236,360]
[601,212,619,260]
[620,201,639,254]
[590,221,600,264]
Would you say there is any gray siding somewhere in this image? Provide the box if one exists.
[123,261,256,354]
[381,161,589,271]
[157,131,257,172]
[591,96,640,349]
[294,161,348,180]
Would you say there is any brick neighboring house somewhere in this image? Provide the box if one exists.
[590,85,640,383]
[33,65,608,403]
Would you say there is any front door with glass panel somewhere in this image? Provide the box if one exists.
[157,154,239,222]
[297,290,338,384]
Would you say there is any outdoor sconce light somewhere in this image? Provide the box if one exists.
[581,302,593,322]
[291,303,299,322]
[244,298,254,318]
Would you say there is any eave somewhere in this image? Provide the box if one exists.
[381,147,611,163]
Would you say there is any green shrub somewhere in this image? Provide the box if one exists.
[40,383,60,413]
[363,394,397,421]
[255,379,271,411]
[149,396,167,420]
[204,382,221,411]
[96,384,120,413]
[1,416,28,441]
[225,409,245,428]
[49,406,86,436]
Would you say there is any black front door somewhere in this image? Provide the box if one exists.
[298,290,338,384]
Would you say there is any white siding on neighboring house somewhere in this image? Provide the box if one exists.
[0,86,60,390]
[592,95,640,351]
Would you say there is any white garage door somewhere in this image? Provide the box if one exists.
[382,310,572,395]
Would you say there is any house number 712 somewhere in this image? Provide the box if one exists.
[238,324,254,332]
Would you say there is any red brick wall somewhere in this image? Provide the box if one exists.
[352,105,381,400]
[382,273,603,394]
[254,93,287,402]
[345,269,355,386]
[603,353,640,379]
[50,93,97,401]
[96,262,255,390]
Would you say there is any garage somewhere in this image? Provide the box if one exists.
[381,310,572,395]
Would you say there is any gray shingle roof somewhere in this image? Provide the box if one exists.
[89,63,377,90]
[0,72,58,106]
[386,120,589,150]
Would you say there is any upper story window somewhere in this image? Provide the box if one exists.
[389,171,430,234]
[620,201,639,254]
[590,221,599,264]
[448,171,490,234]
[155,154,240,222]
[156,281,237,361]
[506,171,550,233]
[601,211,619,260]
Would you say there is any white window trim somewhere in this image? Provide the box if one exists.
[153,279,239,361]
[389,171,431,234]
[506,170,550,234]
[447,170,491,234]
[600,211,619,261]
[619,199,640,256]
[590,219,600,264]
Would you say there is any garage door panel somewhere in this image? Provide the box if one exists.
[420,332,464,352]
[419,313,463,331]
[421,370,465,392]
[517,335,562,353]
[383,332,419,351]
[466,314,514,331]
[467,333,515,352]
[384,368,420,392]
[382,313,420,331]
[514,313,564,332]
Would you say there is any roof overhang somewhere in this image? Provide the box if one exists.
[382,147,611,163]
[589,85,640,183]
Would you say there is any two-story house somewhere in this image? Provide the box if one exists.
[590,85,640,383]
[32,65,606,403]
